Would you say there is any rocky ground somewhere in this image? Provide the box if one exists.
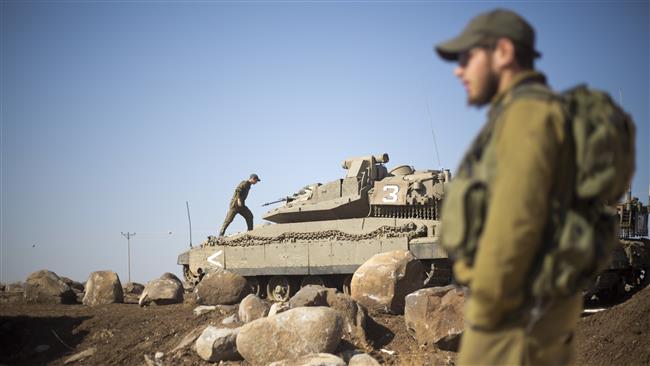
[2,285,650,366]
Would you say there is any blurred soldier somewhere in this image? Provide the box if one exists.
[219,174,260,236]
[435,9,581,365]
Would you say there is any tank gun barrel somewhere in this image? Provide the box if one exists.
[262,197,292,207]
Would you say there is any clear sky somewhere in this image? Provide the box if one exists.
[1,1,648,284]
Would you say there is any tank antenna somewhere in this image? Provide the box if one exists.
[186,201,193,248]
[425,99,442,169]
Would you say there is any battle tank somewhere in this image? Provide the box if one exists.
[586,187,650,301]
[178,153,452,301]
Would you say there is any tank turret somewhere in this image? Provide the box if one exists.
[262,153,449,224]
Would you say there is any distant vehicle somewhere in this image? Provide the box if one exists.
[178,153,452,301]
[587,187,650,301]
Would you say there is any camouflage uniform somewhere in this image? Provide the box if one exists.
[436,10,582,365]
[219,180,254,236]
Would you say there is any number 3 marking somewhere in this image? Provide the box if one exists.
[383,185,399,203]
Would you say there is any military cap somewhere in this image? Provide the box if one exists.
[250,173,261,182]
[435,8,541,61]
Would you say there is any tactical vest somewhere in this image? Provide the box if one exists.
[441,82,636,301]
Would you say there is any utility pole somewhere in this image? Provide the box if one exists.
[121,232,136,283]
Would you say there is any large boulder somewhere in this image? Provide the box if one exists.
[195,326,241,362]
[237,307,343,365]
[196,270,250,305]
[238,294,270,323]
[60,277,85,293]
[123,282,145,304]
[24,270,76,304]
[289,285,329,308]
[83,271,124,306]
[404,285,465,350]
[351,250,425,314]
[139,273,184,306]
[349,353,381,366]
[269,353,346,366]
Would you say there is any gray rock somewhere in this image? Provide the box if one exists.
[351,250,424,314]
[236,306,344,365]
[238,294,270,323]
[139,273,184,306]
[60,277,84,293]
[269,353,346,366]
[172,326,204,353]
[404,285,465,350]
[195,326,241,362]
[161,272,183,285]
[124,282,145,295]
[24,270,76,304]
[289,285,329,308]
[83,271,124,306]
[195,270,250,305]
[268,302,290,316]
[193,305,217,316]
[221,314,239,325]
[349,353,381,366]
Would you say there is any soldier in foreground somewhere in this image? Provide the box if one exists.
[436,8,634,365]
[219,174,260,236]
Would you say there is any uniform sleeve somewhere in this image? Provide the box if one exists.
[465,98,566,330]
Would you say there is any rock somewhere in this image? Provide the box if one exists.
[82,271,124,306]
[222,314,239,325]
[351,250,425,314]
[64,347,96,364]
[195,270,250,305]
[6,282,24,292]
[349,353,381,366]
[404,285,465,350]
[269,353,346,366]
[172,327,204,353]
[269,302,290,316]
[193,305,217,316]
[139,273,184,306]
[195,326,241,362]
[239,294,270,323]
[325,291,368,343]
[60,277,85,293]
[24,270,76,304]
[124,282,145,295]
[237,306,343,365]
[289,285,329,308]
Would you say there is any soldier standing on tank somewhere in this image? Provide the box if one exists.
[219,174,260,236]
[435,9,582,365]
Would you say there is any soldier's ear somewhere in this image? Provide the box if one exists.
[492,38,517,70]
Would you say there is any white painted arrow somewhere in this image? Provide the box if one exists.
[207,250,223,268]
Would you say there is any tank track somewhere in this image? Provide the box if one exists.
[202,222,427,248]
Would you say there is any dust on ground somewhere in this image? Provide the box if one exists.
[2,287,650,366]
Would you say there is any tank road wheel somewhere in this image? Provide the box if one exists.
[267,276,292,302]
[342,275,353,295]
[183,265,201,286]
[246,277,265,298]
[300,276,325,288]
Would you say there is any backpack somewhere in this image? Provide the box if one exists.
[441,84,636,300]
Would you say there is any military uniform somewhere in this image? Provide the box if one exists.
[453,71,580,365]
[219,180,254,236]
[435,9,584,365]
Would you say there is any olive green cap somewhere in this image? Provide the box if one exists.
[435,8,541,61]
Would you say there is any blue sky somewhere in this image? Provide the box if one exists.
[1,1,648,284]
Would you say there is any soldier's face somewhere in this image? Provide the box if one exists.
[454,47,499,107]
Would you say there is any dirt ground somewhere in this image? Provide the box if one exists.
[2,287,649,366]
